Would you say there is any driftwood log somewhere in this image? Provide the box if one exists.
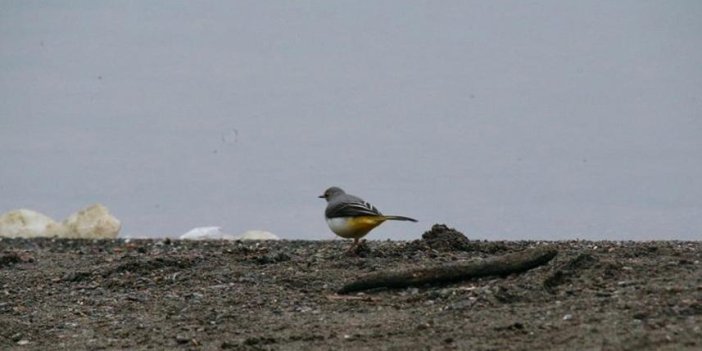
[338,246,557,294]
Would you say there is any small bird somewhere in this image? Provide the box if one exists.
[319,186,417,251]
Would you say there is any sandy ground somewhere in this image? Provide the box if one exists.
[1,225,700,350]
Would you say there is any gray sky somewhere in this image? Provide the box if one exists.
[1,1,701,240]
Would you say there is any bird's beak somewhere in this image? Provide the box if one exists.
[318,194,325,199]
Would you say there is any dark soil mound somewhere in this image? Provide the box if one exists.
[420,224,472,251]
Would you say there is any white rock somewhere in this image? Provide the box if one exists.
[0,209,64,238]
[180,226,237,240]
[60,204,121,239]
[0,204,121,239]
[179,227,279,241]
[236,230,280,241]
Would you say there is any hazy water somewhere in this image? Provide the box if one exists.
[1,2,701,240]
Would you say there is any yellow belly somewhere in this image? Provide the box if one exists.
[326,216,386,239]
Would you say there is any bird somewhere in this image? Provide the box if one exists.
[319,186,417,251]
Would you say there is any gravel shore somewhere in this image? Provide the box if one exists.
[1,226,700,350]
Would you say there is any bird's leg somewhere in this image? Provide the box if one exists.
[346,238,360,254]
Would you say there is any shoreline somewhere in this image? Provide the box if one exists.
[2,230,700,350]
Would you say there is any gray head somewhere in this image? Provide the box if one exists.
[318,186,346,201]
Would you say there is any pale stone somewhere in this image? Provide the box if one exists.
[236,230,280,241]
[0,209,63,238]
[180,226,236,240]
[61,204,121,239]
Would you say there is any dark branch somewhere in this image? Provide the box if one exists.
[338,246,557,294]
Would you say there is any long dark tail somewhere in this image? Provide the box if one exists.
[383,215,418,222]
